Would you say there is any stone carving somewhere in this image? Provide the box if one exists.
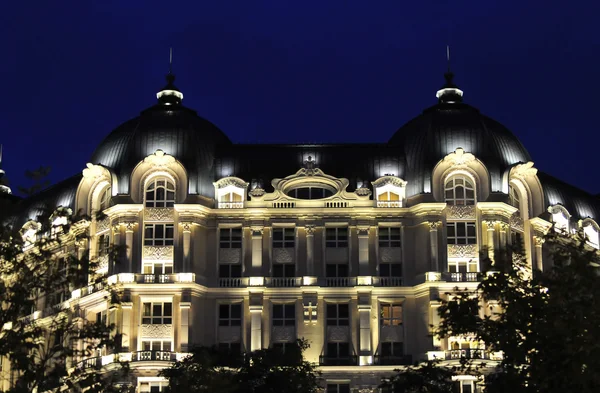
[97,255,109,271]
[371,175,407,188]
[219,248,241,264]
[380,325,404,343]
[534,236,545,247]
[96,217,110,233]
[498,222,510,232]
[510,212,524,232]
[143,246,174,260]
[428,221,441,230]
[140,324,173,338]
[181,222,192,232]
[305,225,316,235]
[447,244,478,258]
[82,163,107,180]
[357,226,370,236]
[447,205,476,219]
[272,326,296,342]
[273,248,294,263]
[327,326,349,342]
[511,161,537,180]
[354,187,372,197]
[249,187,265,198]
[443,147,475,166]
[214,177,249,190]
[143,149,175,168]
[144,208,174,222]
[218,326,241,343]
[379,247,401,263]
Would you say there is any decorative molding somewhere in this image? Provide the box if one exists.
[305,225,316,236]
[96,217,110,233]
[380,247,401,263]
[443,148,476,167]
[357,226,370,236]
[371,175,407,188]
[82,163,107,180]
[144,208,174,222]
[140,324,173,338]
[112,224,121,234]
[143,149,176,168]
[273,248,294,264]
[354,187,372,197]
[181,222,193,232]
[142,246,174,260]
[271,326,296,342]
[327,326,349,342]
[446,205,476,220]
[548,204,571,218]
[447,244,478,258]
[219,248,241,264]
[428,221,441,230]
[214,176,249,190]
[123,222,136,232]
[249,187,265,198]
[534,236,545,247]
[498,221,510,232]
[251,226,264,237]
[511,161,538,180]
[484,220,497,230]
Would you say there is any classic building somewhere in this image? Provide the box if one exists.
[3,68,600,393]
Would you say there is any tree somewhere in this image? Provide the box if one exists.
[379,360,456,393]
[0,207,131,392]
[160,339,321,393]
[433,229,600,393]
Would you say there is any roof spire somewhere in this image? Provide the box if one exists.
[157,47,184,105]
[436,45,464,104]
[0,145,12,194]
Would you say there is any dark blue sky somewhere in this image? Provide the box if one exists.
[1,1,599,194]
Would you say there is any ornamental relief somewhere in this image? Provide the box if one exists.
[447,244,478,258]
[140,324,173,338]
[219,248,241,264]
[273,248,294,264]
[219,326,241,343]
[271,326,296,342]
[380,325,404,343]
[510,212,524,232]
[446,205,476,220]
[327,326,349,342]
[144,208,174,222]
[379,247,401,263]
[142,246,174,260]
[96,217,110,233]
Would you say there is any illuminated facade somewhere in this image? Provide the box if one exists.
[5,70,600,393]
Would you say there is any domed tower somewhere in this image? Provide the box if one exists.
[389,70,531,197]
[90,69,231,198]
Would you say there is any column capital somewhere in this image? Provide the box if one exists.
[498,221,510,232]
[305,225,316,236]
[112,224,122,233]
[484,220,497,230]
[123,222,136,232]
[251,226,264,237]
[181,222,193,233]
[357,225,370,236]
[534,236,545,247]
[428,221,441,230]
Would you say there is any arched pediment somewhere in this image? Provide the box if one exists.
[432,148,491,203]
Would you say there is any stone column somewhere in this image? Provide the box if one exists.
[305,225,315,276]
[430,300,442,348]
[251,226,264,276]
[357,226,370,276]
[358,292,372,365]
[111,224,121,275]
[534,236,544,272]
[250,304,263,351]
[120,302,132,351]
[182,222,192,272]
[428,221,440,271]
[485,220,496,262]
[124,222,135,273]
[180,301,191,352]
[498,222,509,250]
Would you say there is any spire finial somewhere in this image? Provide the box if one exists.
[446,45,450,73]
[157,47,184,105]
[169,47,173,75]
[435,45,464,103]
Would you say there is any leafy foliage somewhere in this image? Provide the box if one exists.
[160,339,321,393]
[380,360,457,393]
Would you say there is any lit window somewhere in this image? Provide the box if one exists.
[447,222,477,245]
[326,303,349,326]
[326,227,348,248]
[99,187,111,211]
[380,304,402,326]
[219,304,242,326]
[219,190,244,208]
[379,227,401,248]
[220,228,242,248]
[551,207,569,232]
[139,381,168,393]
[97,233,110,257]
[143,262,173,275]
[145,178,176,208]
[509,185,521,211]
[583,224,599,249]
[273,227,295,248]
[379,191,400,202]
[445,175,475,206]
[142,302,172,324]
[144,224,174,246]
[273,304,295,327]
[141,340,172,352]
[448,260,479,273]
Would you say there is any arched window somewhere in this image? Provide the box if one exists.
[99,187,111,212]
[379,191,400,202]
[445,175,475,206]
[145,177,176,208]
[509,185,520,211]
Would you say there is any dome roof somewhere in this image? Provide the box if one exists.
[90,74,231,196]
[389,72,531,196]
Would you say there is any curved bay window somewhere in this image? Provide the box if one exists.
[445,175,475,206]
[98,186,111,212]
[145,177,176,208]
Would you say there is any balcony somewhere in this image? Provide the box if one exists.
[132,350,177,362]
[219,277,249,288]
[319,355,358,366]
[377,201,401,208]
[373,276,403,286]
[218,202,244,209]
[266,277,302,287]
[446,272,480,282]
[373,354,412,365]
[446,349,489,360]
[76,351,189,369]
[322,277,357,287]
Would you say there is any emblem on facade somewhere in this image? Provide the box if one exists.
[144,149,176,168]
[511,161,537,180]
[446,205,476,219]
[447,244,478,258]
[443,147,476,166]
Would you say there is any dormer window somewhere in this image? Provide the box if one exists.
[99,186,111,212]
[214,177,248,209]
[509,185,520,211]
[445,175,475,206]
[372,176,407,208]
[549,205,570,233]
[581,219,599,249]
[145,177,175,208]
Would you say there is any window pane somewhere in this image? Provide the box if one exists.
[326,264,336,277]
[143,303,151,316]
[326,304,337,318]
[457,223,466,236]
[163,303,172,317]
[447,225,455,237]
[338,304,349,318]
[219,304,229,319]
[231,304,242,319]
[380,264,390,276]
[285,304,295,317]
[339,342,349,356]
[231,265,242,277]
[273,305,283,319]
[391,264,402,276]
[153,304,162,317]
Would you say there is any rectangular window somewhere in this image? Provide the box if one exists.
[144,224,174,246]
[273,304,295,327]
[219,264,242,278]
[142,302,172,324]
[143,262,173,275]
[448,260,479,273]
[273,342,295,353]
[380,304,402,326]
[218,342,241,353]
[326,227,348,248]
[220,228,242,249]
[141,340,172,351]
[326,303,349,326]
[326,342,350,358]
[326,264,348,278]
[97,233,110,256]
[380,263,402,277]
[139,382,168,393]
[379,227,401,248]
[96,310,107,325]
[273,263,295,278]
[381,342,404,356]
[326,384,350,393]
[219,304,242,326]
[273,227,295,248]
[447,222,476,245]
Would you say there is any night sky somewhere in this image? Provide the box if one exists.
[1,1,599,195]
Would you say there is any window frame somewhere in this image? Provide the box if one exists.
[273,227,295,249]
[447,222,477,245]
[144,223,174,246]
[326,303,349,326]
[326,383,350,393]
[219,264,242,278]
[219,303,242,327]
[98,186,111,211]
[272,303,296,327]
[97,233,110,256]
[326,263,349,278]
[326,227,348,248]
[378,227,401,248]
[380,303,403,326]
[220,227,243,249]
[445,175,476,206]
[142,302,173,325]
[145,177,176,208]
[448,259,479,273]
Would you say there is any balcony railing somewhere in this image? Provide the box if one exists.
[319,355,358,366]
[377,201,401,208]
[373,354,413,365]
[219,277,249,288]
[373,276,403,287]
[266,277,303,287]
[218,202,244,209]
[323,277,357,287]
[133,350,177,362]
[446,272,480,282]
[446,349,489,360]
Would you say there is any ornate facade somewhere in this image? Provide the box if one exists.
[4,69,600,393]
